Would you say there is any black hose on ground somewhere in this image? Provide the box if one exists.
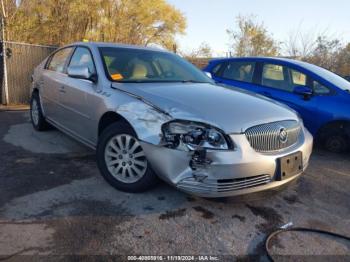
[265,227,350,261]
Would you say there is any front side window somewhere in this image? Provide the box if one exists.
[262,64,309,92]
[47,48,73,73]
[69,47,96,74]
[291,69,307,86]
[211,63,223,76]
[221,62,255,83]
[99,47,213,83]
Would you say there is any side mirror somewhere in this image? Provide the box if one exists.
[293,85,312,99]
[205,71,212,79]
[67,66,97,82]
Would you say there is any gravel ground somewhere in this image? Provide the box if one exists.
[0,111,349,261]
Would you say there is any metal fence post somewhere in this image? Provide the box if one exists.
[1,16,8,105]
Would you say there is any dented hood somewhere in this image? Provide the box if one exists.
[112,82,298,133]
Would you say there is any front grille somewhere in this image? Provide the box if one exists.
[245,120,301,152]
[177,174,272,193]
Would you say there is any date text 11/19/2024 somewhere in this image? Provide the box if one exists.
[127,255,219,261]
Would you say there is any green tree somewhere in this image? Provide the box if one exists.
[227,15,279,57]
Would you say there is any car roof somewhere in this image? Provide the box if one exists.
[210,56,312,67]
[69,41,168,53]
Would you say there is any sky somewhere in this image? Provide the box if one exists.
[167,0,350,56]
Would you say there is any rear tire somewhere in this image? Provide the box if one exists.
[96,122,158,193]
[30,92,50,131]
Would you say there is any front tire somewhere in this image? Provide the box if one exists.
[30,92,50,131]
[324,134,349,153]
[97,122,158,193]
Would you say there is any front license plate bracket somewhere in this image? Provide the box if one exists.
[277,152,303,181]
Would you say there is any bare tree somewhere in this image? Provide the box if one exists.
[182,42,213,59]
[283,25,350,76]
[334,43,350,76]
[307,36,343,72]
[227,15,279,57]
[284,28,318,58]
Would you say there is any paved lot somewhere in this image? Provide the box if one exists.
[0,111,349,260]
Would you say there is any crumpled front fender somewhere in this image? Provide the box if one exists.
[115,101,172,145]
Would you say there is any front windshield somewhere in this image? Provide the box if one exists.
[99,47,213,84]
[305,63,350,91]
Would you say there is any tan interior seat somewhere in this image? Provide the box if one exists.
[79,54,91,65]
[130,63,148,79]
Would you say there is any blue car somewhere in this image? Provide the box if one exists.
[204,57,350,153]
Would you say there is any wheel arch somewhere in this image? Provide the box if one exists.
[97,100,172,146]
[31,77,42,95]
[316,119,350,142]
[30,87,46,116]
[98,111,137,138]
[32,87,39,94]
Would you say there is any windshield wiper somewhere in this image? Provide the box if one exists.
[115,80,178,83]
[113,79,211,84]
[180,80,209,83]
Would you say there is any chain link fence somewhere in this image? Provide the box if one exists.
[1,42,57,105]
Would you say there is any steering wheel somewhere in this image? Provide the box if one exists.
[161,71,176,79]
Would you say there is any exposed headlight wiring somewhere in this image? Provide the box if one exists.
[161,120,233,151]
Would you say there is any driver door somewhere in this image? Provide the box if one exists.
[57,47,98,144]
[257,63,318,129]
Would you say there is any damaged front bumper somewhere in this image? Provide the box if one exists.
[140,128,313,198]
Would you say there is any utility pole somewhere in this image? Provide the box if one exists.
[1,0,8,105]
[173,43,177,54]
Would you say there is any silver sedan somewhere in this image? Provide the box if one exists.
[30,42,313,197]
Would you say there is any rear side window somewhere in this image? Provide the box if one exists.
[47,48,73,73]
[69,47,96,74]
[221,61,255,83]
[262,64,292,92]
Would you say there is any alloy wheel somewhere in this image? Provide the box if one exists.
[104,134,147,183]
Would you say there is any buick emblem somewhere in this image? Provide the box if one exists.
[279,127,288,143]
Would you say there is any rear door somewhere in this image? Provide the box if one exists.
[58,46,98,144]
[210,60,260,92]
[40,47,74,122]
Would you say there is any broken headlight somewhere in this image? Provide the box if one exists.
[162,121,233,151]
